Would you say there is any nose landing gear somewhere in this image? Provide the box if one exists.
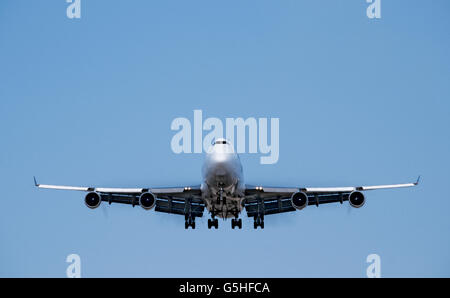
[216,188,226,205]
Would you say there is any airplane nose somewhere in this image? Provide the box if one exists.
[202,144,239,189]
[210,146,234,162]
[204,153,236,188]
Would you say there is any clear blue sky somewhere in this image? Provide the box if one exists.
[1,0,449,277]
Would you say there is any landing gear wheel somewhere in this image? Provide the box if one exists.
[232,218,243,229]
[208,218,219,229]
[185,218,196,229]
[253,216,264,229]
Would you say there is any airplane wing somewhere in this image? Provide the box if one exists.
[244,177,420,218]
[34,177,205,218]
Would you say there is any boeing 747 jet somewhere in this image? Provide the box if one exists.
[35,139,419,229]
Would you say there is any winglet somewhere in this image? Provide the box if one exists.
[33,176,39,187]
[414,176,421,186]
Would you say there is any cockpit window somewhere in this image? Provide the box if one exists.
[214,139,228,145]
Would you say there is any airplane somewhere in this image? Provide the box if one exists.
[35,138,419,229]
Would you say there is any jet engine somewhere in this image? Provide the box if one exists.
[85,192,101,209]
[291,191,308,210]
[349,191,365,208]
[139,192,156,210]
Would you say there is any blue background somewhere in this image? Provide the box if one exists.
[1,0,449,277]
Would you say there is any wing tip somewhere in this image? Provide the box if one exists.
[33,176,39,187]
[414,175,421,186]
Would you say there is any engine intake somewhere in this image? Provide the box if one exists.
[139,192,156,210]
[85,192,101,209]
[349,191,365,208]
[291,191,308,210]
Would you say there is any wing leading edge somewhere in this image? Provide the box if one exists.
[34,176,201,196]
[34,177,205,218]
[244,177,420,217]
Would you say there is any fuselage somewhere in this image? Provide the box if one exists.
[201,139,245,218]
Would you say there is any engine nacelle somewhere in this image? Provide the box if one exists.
[139,192,156,210]
[85,192,101,209]
[349,191,365,208]
[291,191,308,210]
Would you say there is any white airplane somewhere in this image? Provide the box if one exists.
[35,138,419,229]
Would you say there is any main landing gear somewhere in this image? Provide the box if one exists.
[231,218,242,229]
[185,214,196,229]
[253,215,264,229]
[208,218,219,229]
[185,217,195,229]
